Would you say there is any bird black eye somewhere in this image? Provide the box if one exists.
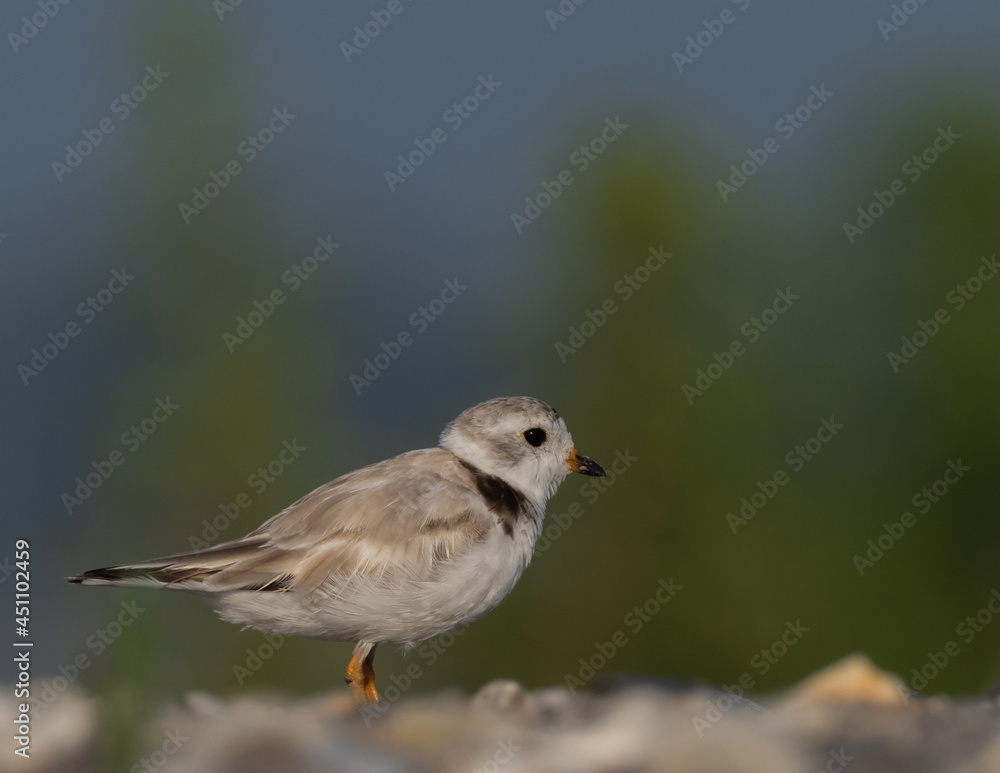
[522,428,546,447]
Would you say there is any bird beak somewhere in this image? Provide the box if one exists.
[567,448,606,477]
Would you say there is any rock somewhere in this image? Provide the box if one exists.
[7,655,1000,772]
[780,653,910,708]
[0,688,97,773]
[472,678,532,714]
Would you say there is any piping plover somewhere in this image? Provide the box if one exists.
[70,396,605,702]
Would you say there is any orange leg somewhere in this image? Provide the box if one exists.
[346,643,379,703]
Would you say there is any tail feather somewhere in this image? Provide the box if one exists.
[68,536,271,590]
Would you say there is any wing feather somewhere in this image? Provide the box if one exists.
[87,448,496,595]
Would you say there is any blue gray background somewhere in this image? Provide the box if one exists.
[3,0,1000,742]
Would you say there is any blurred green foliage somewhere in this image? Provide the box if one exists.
[63,6,1000,723]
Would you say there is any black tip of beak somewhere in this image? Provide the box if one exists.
[577,455,606,477]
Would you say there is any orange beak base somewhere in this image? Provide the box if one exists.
[567,448,606,477]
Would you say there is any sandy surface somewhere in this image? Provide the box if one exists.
[7,655,1000,773]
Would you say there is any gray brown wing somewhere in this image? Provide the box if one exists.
[69,449,494,594]
[197,449,494,593]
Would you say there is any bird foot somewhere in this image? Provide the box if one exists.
[346,644,380,703]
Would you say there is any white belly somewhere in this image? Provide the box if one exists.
[206,518,539,647]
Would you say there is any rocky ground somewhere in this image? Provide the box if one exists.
[8,655,1000,773]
